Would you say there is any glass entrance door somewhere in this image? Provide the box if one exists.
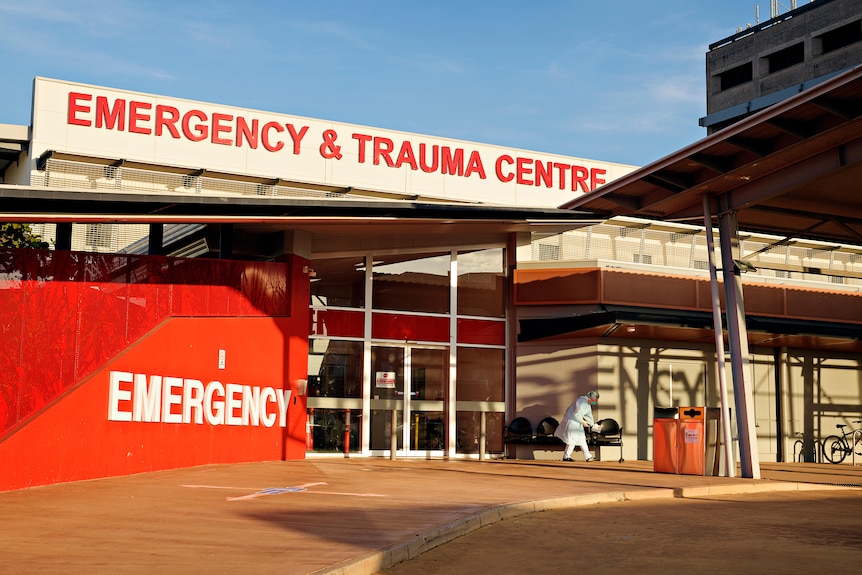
[407,348,447,452]
[370,345,448,455]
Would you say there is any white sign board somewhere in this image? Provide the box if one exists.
[375,371,396,389]
[30,77,636,208]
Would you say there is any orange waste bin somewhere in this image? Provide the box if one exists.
[677,406,707,476]
[653,407,679,474]
[653,406,716,476]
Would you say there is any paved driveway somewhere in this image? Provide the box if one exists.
[0,459,859,575]
[378,489,862,575]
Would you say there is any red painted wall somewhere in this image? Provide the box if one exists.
[0,249,309,492]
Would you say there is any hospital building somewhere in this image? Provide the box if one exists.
[1,0,860,491]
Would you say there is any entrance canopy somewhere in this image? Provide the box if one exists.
[559,64,862,480]
[0,182,599,258]
[561,65,862,247]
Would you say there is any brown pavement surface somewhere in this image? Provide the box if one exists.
[0,458,860,575]
[378,488,862,575]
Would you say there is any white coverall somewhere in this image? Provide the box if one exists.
[554,395,598,460]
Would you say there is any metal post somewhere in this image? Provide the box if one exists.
[307,408,314,451]
[390,409,398,460]
[479,411,487,461]
[853,430,861,467]
[717,208,761,479]
[343,408,351,457]
[703,195,735,477]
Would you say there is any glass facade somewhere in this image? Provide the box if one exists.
[308,339,362,399]
[306,248,507,458]
[310,256,366,308]
[455,347,505,455]
[371,252,450,314]
[457,248,505,317]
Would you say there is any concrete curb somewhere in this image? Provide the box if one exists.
[311,481,847,575]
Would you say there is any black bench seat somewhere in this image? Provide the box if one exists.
[504,417,624,462]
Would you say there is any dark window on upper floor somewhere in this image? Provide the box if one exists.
[718,62,753,91]
[766,43,804,73]
[817,20,862,55]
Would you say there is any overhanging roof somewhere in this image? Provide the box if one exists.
[0,182,604,259]
[560,65,862,247]
[0,183,599,238]
[518,306,862,353]
[0,124,28,177]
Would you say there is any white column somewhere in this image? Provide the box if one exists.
[717,209,761,479]
[703,194,736,477]
[448,250,458,458]
[361,254,373,454]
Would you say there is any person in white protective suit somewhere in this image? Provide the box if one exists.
[555,390,602,461]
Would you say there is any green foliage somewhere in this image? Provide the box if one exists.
[0,223,50,249]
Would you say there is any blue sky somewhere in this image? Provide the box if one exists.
[0,0,774,167]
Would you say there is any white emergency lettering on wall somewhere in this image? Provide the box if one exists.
[107,371,292,427]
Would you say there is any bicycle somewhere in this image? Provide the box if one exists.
[822,420,862,464]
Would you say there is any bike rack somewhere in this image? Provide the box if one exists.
[793,436,804,462]
[853,430,862,467]
[794,436,823,463]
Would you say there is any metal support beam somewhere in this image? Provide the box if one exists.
[724,137,862,212]
[717,207,761,479]
[703,194,735,477]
